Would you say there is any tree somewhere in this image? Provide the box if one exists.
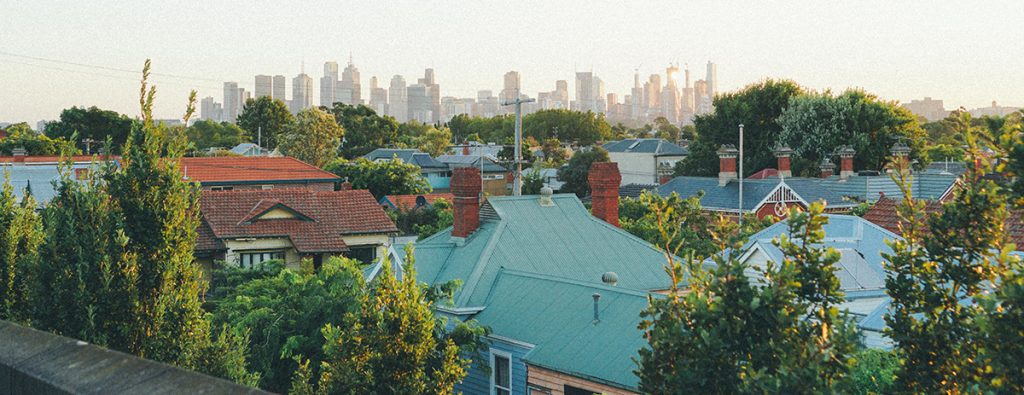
[29,60,257,385]
[540,138,567,165]
[325,157,430,200]
[678,79,803,176]
[0,122,78,156]
[521,167,545,195]
[777,89,927,175]
[0,174,42,322]
[326,103,400,158]
[522,109,612,146]
[236,96,295,149]
[619,192,716,259]
[652,116,681,143]
[557,146,609,197]
[44,106,135,153]
[387,199,454,240]
[279,108,345,168]
[417,126,452,158]
[835,349,899,395]
[184,119,247,150]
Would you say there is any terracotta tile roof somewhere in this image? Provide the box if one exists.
[179,156,339,184]
[864,197,1024,250]
[198,188,397,253]
[380,193,454,211]
[747,168,779,180]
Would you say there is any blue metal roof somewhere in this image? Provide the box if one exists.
[3,162,100,207]
[818,173,958,202]
[658,176,855,212]
[363,148,449,170]
[436,155,508,173]
[603,139,688,156]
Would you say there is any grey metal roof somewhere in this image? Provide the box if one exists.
[436,155,508,173]
[3,162,99,207]
[603,139,688,156]
[819,172,958,202]
[363,148,449,170]
[618,183,658,199]
[657,176,855,212]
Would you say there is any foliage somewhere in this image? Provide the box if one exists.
[678,79,803,177]
[777,89,927,175]
[835,349,899,395]
[636,202,858,393]
[387,198,453,240]
[619,192,716,258]
[279,107,345,167]
[212,257,364,392]
[557,146,609,197]
[417,126,453,158]
[184,119,247,150]
[0,174,42,322]
[44,106,136,153]
[540,137,567,165]
[326,103,399,158]
[521,166,545,195]
[325,157,431,200]
[652,116,682,142]
[236,96,295,149]
[0,122,79,156]
[522,109,613,146]
[849,201,874,217]
[446,113,514,143]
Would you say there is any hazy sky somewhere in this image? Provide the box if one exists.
[2,1,1023,125]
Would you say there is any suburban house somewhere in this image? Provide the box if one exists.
[363,148,451,191]
[378,193,454,211]
[603,138,688,186]
[195,188,397,276]
[179,156,340,191]
[387,163,675,395]
[226,142,276,157]
[1,154,118,207]
[451,141,504,160]
[658,145,855,219]
[863,197,1024,251]
[437,154,510,195]
[812,143,959,203]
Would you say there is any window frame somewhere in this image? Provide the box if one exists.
[238,250,286,269]
[490,349,512,395]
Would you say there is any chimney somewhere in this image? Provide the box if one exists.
[462,142,470,155]
[774,145,793,178]
[820,158,835,178]
[340,181,352,191]
[451,166,482,238]
[838,146,856,180]
[717,145,739,186]
[890,142,911,175]
[588,162,621,227]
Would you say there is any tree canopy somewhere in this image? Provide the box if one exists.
[0,122,78,156]
[236,96,295,149]
[325,157,431,200]
[184,119,247,150]
[557,146,609,197]
[44,106,136,153]
[326,103,400,158]
[279,108,345,167]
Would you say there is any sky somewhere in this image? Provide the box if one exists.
[2,1,1023,126]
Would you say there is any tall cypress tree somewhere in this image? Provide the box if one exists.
[0,174,43,322]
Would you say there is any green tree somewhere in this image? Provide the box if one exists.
[184,119,247,150]
[522,109,613,145]
[557,146,609,197]
[653,116,681,143]
[0,174,42,322]
[540,137,567,165]
[835,349,899,395]
[325,157,430,200]
[326,103,400,158]
[236,96,295,149]
[777,89,927,174]
[679,79,803,176]
[0,122,78,156]
[387,199,454,240]
[280,108,345,167]
[619,192,716,258]
[521,167,545,195]
[417,126,452,158]
[45,106,136,153]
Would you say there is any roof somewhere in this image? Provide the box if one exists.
[436,155,508,173]
[658,176,856,212]
[414,194,674,308]
[603,139,688,156]
[179,156,339,185]
[379,193,454,211]
[229,143,270,156]
[2,156,118,207]
[477,270,654,391]
[618,183,657,199]
[863,197,1024,250]
[363,149,449,170]
[198,188,397,253]
[746,168,779,179]
[0,155,116,164]
[818,172,958,202]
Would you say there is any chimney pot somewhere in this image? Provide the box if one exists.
[717,145,739,186]
[774,144,793,178]
[820,158,835,178]
[451,167,482,238]
[838,146,856,180]
[588,162,621,227]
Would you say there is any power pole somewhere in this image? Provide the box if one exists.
[502,93,536,196]
[738,124,744,228]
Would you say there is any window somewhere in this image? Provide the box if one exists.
[491,350,511,395]
[346,246,378,264]
[260,185,273,190]
[564,385,599,395]
[210,186,233,191]
[238,250,285,269]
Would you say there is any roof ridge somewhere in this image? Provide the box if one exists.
[456,221,508,306]
[496,268,654,298]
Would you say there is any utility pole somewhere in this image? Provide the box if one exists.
[502,92,536,196]
[257,126,262,149]
[738,124,744,228]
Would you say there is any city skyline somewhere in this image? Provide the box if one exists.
[3,1,1024,125]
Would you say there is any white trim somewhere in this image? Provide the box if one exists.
[435,305,487,315]
[488,334,537,349]
[490,349,513,395]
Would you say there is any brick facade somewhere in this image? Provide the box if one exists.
[451,167,482,238]
[588,162,622,227]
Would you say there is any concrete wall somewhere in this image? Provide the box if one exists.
[0,320,268,395]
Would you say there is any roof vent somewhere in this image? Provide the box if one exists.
[592,293,602,324]
[602,272,618,286]
[539,186,554,206]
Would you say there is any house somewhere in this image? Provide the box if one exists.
[603,138,688,185]
[179,156,339,191]
[398,163,675,394]
[863,197,1024,251]
[436,154,510,195]
[451,141,503,160]
[227,142,276,157]
[658,146,855,219]
[1,154,118,207]
[195,188,397,276]
[535,168,564,192]
[378,193,454,211]
[814,144,959,203]
[363,148,451,191]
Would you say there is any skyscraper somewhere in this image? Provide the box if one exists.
[574,72,606,113]
[223,82,243,122]
[631,70,644,118]
[292,73,313,114]
[499,70,521,104]
[321,61,339,107]
[644,74,662,112]
[255,75,273,99]
[200,96,223,122]
[338,59,362,105]
[705,61,717,100]
[407,83,432,123]
[418,69,440,122]
[681,65,695,124]
[661,64,681,124]
[694,79,711,115]
[388,75,408,122]
[272,75,287,102]
[369,76,388,115]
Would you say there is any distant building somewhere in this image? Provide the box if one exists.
[603,138,688,185]
[222,82,244,122]
[970,101,1020,118]
[475,90,500,117]
[320,61,339,107]
[499,70,521,106]
[418,69,441,122]
[1,154,119,207]
[291,73,313,113]
[705,61,717,100]
[255,75,273,99]
[179,156,339,191]
[338,59,362,105]
[368,76,388,115]
[902,97,949,121]
[437,155,510,195]
[272,75,287,102]
[574,72,605,113]
[407,84,433,123]
[200,97,223,122]
[388,75,408,122]
[441,96,475,122]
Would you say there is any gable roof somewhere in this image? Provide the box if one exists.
[363,149,449,170]
[179,156,338,185]
[863,197,1024,250]
[436,155,508,173]
[414,194,674,308]
[658,176,856,212]
[199,188,397,253]
[818,172,958,202]
[603,139,688,156]
[618,183,658,199]
[379,193,454,211]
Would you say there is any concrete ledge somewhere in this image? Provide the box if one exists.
[0,320,270,395]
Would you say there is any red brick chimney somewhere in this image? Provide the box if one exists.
[890,142,911,176]
[838,146,856,180]
[717,145,739,186]
[451,167,482,238]
[588,162,621,227]
[775,145,793,178]
[462,142,470,155]
[820,158,835,178]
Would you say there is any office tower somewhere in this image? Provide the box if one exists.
[255,75,273,99]
[223,82,244,122]
[574,72,605,113]
[418,69,440,122]
[369,76,388,115]
[475,90,499,117]
[595,76,606,113]
[606,93,621,118]
[388,75,408,122]
[681,65,695,124]
[321,61,339,107]
[272,75,286,102]
[292,73,313,114]
[338,59,362,105]
[694,79,711,115]
[200,96,222,122]
[407,84,432,123]
[500,71,521,104]
[662,64,681,124]
[644,74,662,111]
[441,96,475,122]
[705,61,717,100]
[631,70,644,118]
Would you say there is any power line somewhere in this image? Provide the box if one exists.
[0,56,227,91]
[0,50,227,84]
